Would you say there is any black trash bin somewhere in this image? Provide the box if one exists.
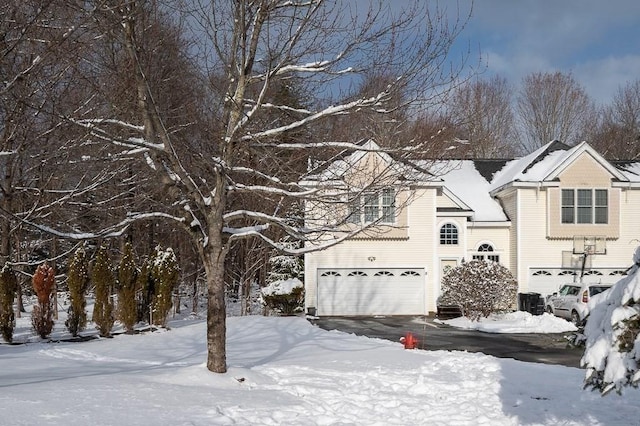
[518,292,544,315]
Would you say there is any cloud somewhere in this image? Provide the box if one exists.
[454,0,640,105]
[574,55,640,106]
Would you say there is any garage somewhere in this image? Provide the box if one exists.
[528,269,578,297]
[316,268,425,316]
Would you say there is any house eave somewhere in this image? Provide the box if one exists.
[436,209,473,218]
[468,221,512,228]
[490,180,559,197]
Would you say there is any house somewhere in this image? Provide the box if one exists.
[303,140,640,316]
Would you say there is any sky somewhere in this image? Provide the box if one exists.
[3,306,640,425]
[451,1,640,107]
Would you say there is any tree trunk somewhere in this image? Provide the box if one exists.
[203,245,227,373]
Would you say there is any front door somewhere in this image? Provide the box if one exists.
[440,259,458,282]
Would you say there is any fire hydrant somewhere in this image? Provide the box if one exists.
[400,332,418,349]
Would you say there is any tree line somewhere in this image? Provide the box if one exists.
[416,73,640,159]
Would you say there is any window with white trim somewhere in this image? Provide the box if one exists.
[561,189,608,224]
[472,243,499,263]
[439,223,458,245]
[347,189,395,224]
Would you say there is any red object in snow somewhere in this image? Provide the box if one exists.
[401,332,418,349]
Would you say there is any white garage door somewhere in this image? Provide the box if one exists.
[317,268,425,316]
[528,269,577,297]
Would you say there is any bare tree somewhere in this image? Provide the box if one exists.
[516,71,596,153]
[30,0,473,374]
[591,79,640,160]
[448,75,516,158]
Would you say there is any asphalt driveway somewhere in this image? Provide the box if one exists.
[310,316,584,368]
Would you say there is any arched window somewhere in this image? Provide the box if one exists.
[440,223,458,245]
[473,243,499,263]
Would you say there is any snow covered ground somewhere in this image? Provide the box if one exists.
[2,310,640,425]
[440,311,578,334]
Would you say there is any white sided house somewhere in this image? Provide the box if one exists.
[303,140,640,316]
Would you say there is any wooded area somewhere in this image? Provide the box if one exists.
[1,0,638,373]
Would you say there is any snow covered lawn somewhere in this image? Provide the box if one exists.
[1,315,639,425]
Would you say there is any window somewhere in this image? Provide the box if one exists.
[561,189,608,224]
[472,243,499,263]
[440,223,458,245]
[374,271,394,276]
[348,189,395,224]
[609,270,628,276]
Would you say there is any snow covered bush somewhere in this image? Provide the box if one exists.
[117,242,138,333]
[65,247,90,337]
[582,246,640,395]
[150,246,179,327]
[261,278,304,316]
[31,263,56,339]
[92,246,115,337]
[267,250,303,284]
[262,247,304,316]
[0,264,18,343]
[439,260,517,321]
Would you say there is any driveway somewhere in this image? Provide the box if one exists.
[310,316,584,368]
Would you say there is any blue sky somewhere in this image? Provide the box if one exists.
[452,0,640,106]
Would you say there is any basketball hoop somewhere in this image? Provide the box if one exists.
[573,236,606,256]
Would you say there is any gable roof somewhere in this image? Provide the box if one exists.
[489,140,631,194]
[303,138,640,223]
[302,139,435,185]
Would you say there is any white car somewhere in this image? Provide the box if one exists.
[545,283,611,325]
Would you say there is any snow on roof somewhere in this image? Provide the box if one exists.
[305,139,434,183]
[439,160,508,222]
[614,161,640,181]
[489,140,570,191]
[305,139,640,222]
[489,141,638,192]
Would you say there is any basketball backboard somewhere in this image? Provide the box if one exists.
[573,235,606,255]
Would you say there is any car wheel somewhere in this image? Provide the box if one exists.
[571,311,582,326]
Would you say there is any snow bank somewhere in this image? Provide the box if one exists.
[441,311,578,333]
[2,315,640,425]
